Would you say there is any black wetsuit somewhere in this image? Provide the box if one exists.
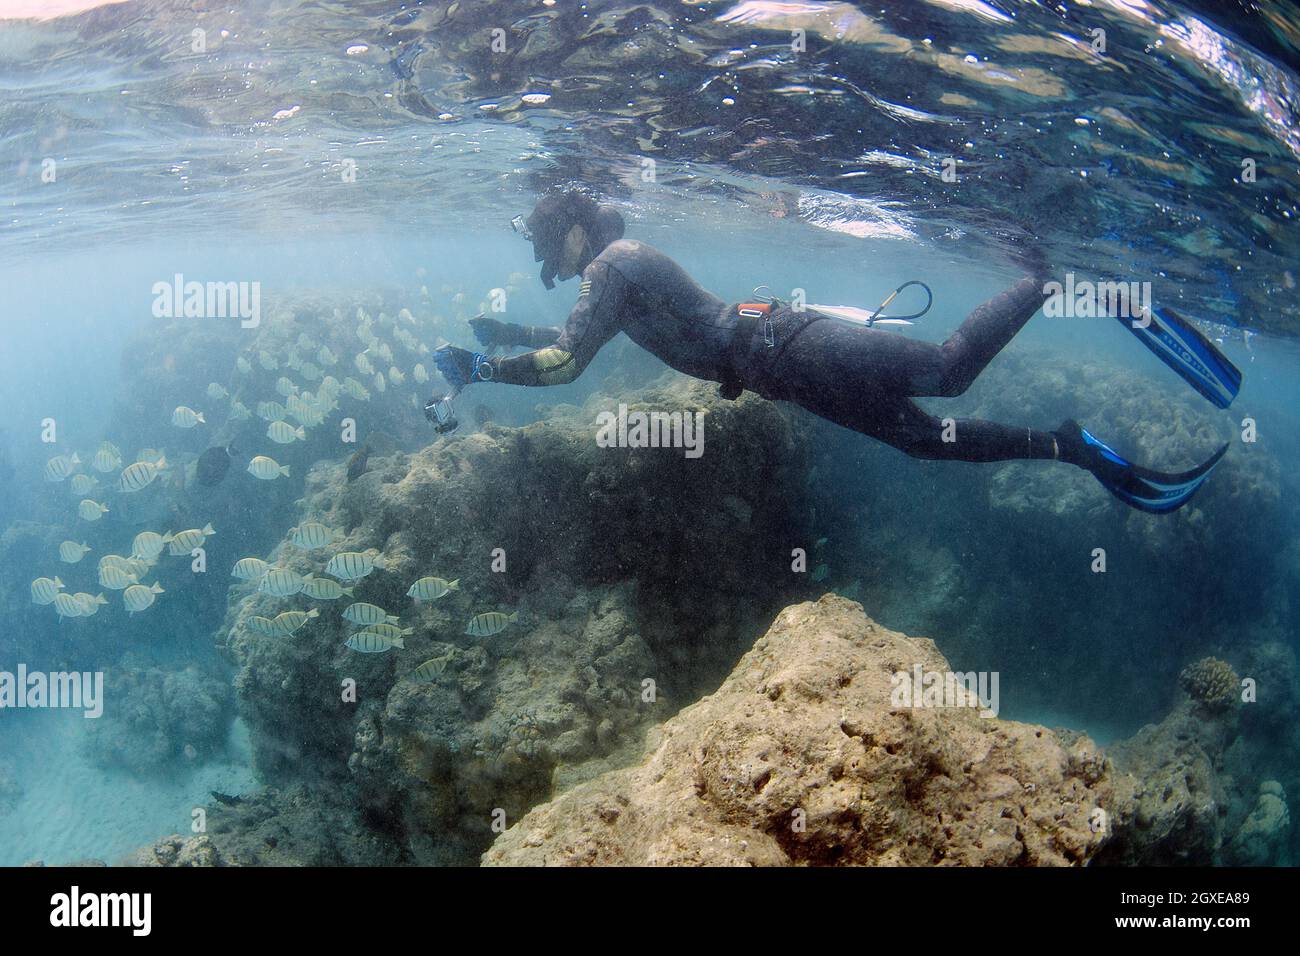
[492,239,1057,463]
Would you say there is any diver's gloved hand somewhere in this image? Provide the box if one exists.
[433,345,494,389]
[468,315,526,349]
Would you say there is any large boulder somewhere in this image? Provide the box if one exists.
[484,595,1119,866]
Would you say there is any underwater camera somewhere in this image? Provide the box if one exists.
[424,393,460,434]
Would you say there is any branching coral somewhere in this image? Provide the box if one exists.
[1179,656,1240,713]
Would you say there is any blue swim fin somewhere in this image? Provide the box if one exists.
[1059,420,1228,514]
[1118,306,1242,409]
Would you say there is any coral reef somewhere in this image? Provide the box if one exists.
[484,595,1120,866]
[125,785,402,867]
[222,376,815,863]
[1224,781,1291,866]
[1097,700,1234,865]
[484,596,1292,867]
[82,663,234,775]
[1179,657,1241,714]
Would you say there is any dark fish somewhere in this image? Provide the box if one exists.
[346,444,371,483]
[210,791,242,806]
[195,444,238,487]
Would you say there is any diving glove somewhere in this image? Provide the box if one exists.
[468,315,528,349]
[434,345,495,389]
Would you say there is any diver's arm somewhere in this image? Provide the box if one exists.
[468,315,563,349]
[488,260,627,387]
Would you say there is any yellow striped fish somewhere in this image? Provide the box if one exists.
[247,616,280,636]
[53,593,86,618]
[59,541,91,563]
[99,555,151,578]
[168,524,215,556]
[44,453,80,482]
[123,583,163,613]
[119,457,167,492]
[407,577,459,602]
[78,499,109,522]
[342,602,398,626]
[30,577,65,605]
[248,456,289,480]
[132,531,168,562]
[98,564,139,590]
[256,401,287,422]
[273,608,319,636]
[409,655,452,681]
[267,420,307,444]
[290,523,338,550]
[236,356,253,374]
[172,406,205,428]
[360,623,412,643]
[465,611,519,637]
[92,445,121,473]
[232,557,271,581]
[345,630,403,652]
[258,567,305,597]
[325,549,385,581]
[301,575,352,600]
[70,474,97,496]
[73,593,108,617]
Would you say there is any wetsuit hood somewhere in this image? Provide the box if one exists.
[525,191,625,289]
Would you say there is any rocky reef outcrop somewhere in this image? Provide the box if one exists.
[483,595,1290,867]
[223,376,815,864]
[484,595,1119,866]
[82,662,234,775]
[126,785,401,867]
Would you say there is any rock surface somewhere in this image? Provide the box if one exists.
[484,595,1118,866]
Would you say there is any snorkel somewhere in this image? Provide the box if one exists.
[515,190,625,291]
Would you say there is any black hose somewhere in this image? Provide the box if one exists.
[868,280,933,324]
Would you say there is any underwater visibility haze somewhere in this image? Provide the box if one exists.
[1,0,1299,875]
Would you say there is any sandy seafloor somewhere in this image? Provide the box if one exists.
[0,712,257,866]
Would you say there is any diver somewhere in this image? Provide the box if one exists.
[432,189,1236,513]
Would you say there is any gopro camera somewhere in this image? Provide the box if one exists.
[424,393,460,434]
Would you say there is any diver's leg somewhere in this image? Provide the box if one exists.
[926,276,1048,397]
[827,397,1059,463]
